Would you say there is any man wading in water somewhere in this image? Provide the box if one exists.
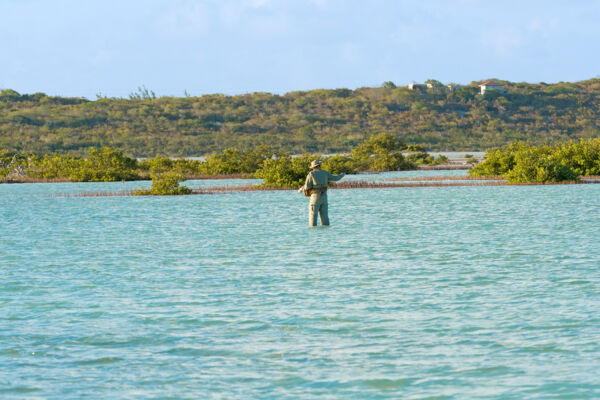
[298,160,345,227]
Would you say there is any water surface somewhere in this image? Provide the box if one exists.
[1,172,599,399]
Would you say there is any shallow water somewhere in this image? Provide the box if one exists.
[1,171,599,399]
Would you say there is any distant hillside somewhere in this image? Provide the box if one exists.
[1,78,600,156]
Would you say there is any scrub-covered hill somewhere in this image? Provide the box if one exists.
[1,78,600,156]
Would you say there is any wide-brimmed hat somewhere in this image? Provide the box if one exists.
[310,160,322,169]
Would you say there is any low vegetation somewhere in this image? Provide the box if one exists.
[255,154,315,187]
[134,172,192,195]
[2,78,600,156]
[6,136,600,190]
[470,139,600,183]
[1,133,452,189]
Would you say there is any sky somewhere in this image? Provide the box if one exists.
[1,0,600,99]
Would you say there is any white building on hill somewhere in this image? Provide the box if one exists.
[407,83,426,91]
[479,80,504,95]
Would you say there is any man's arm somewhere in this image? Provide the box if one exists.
[327,172,345,182]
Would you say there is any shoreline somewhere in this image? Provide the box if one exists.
[416,164,471,170]
[0,173,251,184]
[55,177,600,197]
[1,167,471,185]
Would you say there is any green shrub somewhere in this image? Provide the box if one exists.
[436,154,449,164]
[351,133,414,171]
[138,155,203,176]
[505,147,578,183]
[406,151,431,165]
[200,144,276,175]
[0,150,29,178]
[471,141,583,183]
[255,153,314,187]
[134,171,192,195]
[201,148,246,175]
[552,139,600,176]
[369,152,413,171]
[321,154,357,174]
[405,144,426,152]
[28,147,139,181]
[138,154,174,174]
[252,134,424,187]
[469,142,526,177]
[75,147,139,181]
[406,151,448,165]
[28,153,84,179]
[241,144,279,173]
[464,154,478,164]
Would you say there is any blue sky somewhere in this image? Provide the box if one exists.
[1,0,599,98]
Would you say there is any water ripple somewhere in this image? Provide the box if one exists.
[1,176,600,398]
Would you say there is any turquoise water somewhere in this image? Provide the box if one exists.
[1,171,599,399]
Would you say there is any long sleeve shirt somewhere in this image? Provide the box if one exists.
[303,169,344,193]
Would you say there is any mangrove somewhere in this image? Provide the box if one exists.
[1,133,449,188]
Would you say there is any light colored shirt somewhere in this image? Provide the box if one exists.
[303,169,344,192]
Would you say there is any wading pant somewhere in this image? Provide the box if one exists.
[309,192,329,227]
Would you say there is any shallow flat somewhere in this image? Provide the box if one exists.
[1,171,599,398]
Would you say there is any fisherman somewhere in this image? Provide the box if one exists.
[298,160,345,227]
